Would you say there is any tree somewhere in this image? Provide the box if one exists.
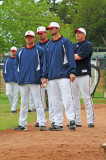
[73,0,106,47]
[0,0,60,53]
[51,0,78,24]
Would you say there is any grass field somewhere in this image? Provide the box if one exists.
[0,92,105,131]
[0,93,49,130]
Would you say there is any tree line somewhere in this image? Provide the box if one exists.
[0,0,106,54]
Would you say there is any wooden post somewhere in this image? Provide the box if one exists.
[102,143,106,160]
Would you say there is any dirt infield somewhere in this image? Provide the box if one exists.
[0,104,106,160]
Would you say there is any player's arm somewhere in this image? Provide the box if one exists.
[74,54,82,60]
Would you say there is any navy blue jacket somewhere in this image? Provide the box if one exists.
[3,56,17,83]
[44,36,76,80]
[73,40,93,77]
[14,45,47,85]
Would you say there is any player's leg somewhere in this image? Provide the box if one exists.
[58,78,76,130]
[19,84,29,128]
[28,91,35,112]
[6,83,13,107]
[30,84,47,128]
[11,83,20,112]
[71,78,82,126]
[49,80,63,128]
[78,75,95,125]
[47,81,55,125]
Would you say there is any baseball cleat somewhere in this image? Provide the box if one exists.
[28,109,33,112]
[34,122,39,127]
[68,121,76,131]
[48,122,55,130]
[88,123,94,128]
[40,126,47,131]
[14,125,27,131]
[11,110,17,113]
[49,125,63,131]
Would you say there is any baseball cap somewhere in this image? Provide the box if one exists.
[25,30,35,37]
[74,28,86,35]
[11,46,17,51]
[46,22,60,30]
[36,26,46,34]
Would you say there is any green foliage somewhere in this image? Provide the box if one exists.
[53,0,78,24]
[73,0,106,46]
[0,0,60,53]
[0,0,106,54]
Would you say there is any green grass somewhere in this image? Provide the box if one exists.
[0,92,105,131]
[0,93,49,131]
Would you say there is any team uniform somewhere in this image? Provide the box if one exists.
[3,56,20,112]
[14,45,47,129]
[44,36,76,128]
[36,39,55,124]
[72,40,95,126]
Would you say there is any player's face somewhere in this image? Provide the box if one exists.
[25,35,35,44]
[76,31,85,42]
[49,27,59,36]
[37,32,47,41]
[11,50,17,57]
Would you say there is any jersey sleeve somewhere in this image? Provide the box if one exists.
[77,42,93,59]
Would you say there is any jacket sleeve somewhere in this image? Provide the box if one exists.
[3,58,8,82]
[39,47,48,79]
[64,38,76,74]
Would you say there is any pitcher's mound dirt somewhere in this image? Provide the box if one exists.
[0,104,106,160]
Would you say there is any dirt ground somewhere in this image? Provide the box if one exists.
[0,104,106,160]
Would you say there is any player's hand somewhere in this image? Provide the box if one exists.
[70,74,76,82]
[42,78,48,88]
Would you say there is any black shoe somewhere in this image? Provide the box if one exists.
[45,108,49,111]
[48,122,55,130]
[49,125,63,131]
[68,121,76,131]
[12,110,17,113]
[88,123,94,128]
[34,122,39,127]
[28,109,33,112]
[14,125,27,131]
[67,124,82,127]
[40,126,47,131]
[33,108,36,112]
[76,124,82,127]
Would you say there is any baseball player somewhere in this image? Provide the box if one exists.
[14,30,47,131]
[42,22,76,131]
[3,46,20,113]
[72,27,95,127]
[34,26,55,128]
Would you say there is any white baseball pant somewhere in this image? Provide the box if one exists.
[19,84,47,128]
[6,82,20,111]
[49,78,75,126]
[71,75,95,125]
[29,91,35,111]
[47,81,55,124]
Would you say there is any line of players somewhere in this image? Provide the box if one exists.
[3,22,95,131]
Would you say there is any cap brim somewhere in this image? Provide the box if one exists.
[11,50,17,51]
[25,35,35,37]
[74,29,84,34]
[74,29,78,33]
[36,31,44,34]
[46,26,55,30]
